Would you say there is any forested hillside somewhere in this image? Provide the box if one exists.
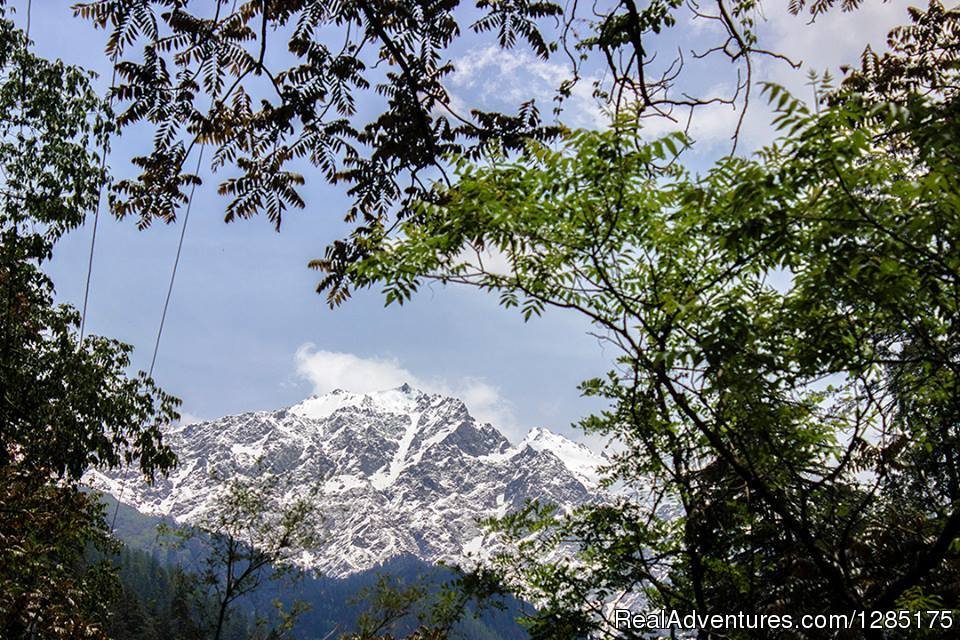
[103,547,253,640]
[101,494,529,640]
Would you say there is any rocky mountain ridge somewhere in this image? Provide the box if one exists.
[87,385,608,577]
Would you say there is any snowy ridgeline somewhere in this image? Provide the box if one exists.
[87,385,613,578]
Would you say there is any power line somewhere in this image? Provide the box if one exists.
[80,66,117,341]
[148,146,205,379]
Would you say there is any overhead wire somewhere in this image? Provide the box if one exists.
[147,0,241,379]
[79,66,117,341]
[148,146,205,379]
[62,1,136,532]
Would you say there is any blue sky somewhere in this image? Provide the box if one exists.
[20,0,912,443]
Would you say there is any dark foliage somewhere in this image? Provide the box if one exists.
[0,6,178,637]
[103,545,253,640]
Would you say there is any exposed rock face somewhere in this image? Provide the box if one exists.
[87,385,609,577]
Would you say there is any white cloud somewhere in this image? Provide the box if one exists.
[177,411,204,426]
[294,344,523,439]
[294,347,415,394]
[760,0,913,85]
[446,1,917,157]
[454,243,514,276]
[634,81,744,147]
[450,45,609,129]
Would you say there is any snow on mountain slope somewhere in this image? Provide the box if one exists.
[520,427,607,488]
[86,385,609,578]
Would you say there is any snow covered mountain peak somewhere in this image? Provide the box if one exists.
[87,387,606,577]
[289,384,439,422]
[520,426,608,488]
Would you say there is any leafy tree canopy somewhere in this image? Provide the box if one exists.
[338,2,960,636]
[74,0,866,305]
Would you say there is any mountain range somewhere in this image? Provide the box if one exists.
[87,384,609,578]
